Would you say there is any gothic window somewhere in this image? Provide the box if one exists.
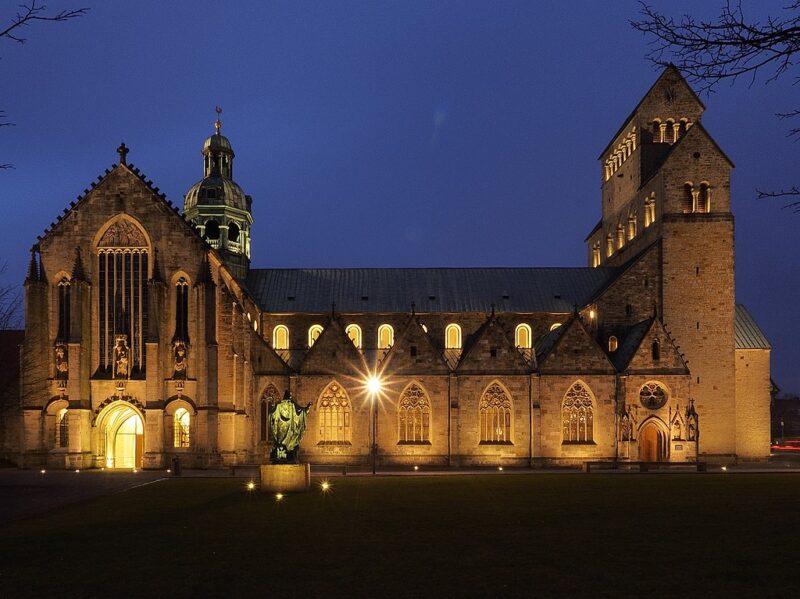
[345,324,362,349]
[445,324,462,350]
[205,220,220,240]
[515,324,532,349]
[562,381,594,443]
[173,407,190,447]
[273,325,289,350]
[97,219,149,375]
[308,324,323,348]
[57,277,71,342]
[174,277,189,343]
[318,381,351,444]
[56,408,68,448]
[228,222,240,242]
[378,324,394,350]
[398,383,431,444]
[639,382,668,410]
[652,339,661,361]
[592,243,601,268]
[479,382,512,444]
[261,385,279,442]
[608,336,618,352]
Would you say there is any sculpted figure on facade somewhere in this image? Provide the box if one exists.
[54,344,68,378]
[113,335,129,379]
[173,341,188,378]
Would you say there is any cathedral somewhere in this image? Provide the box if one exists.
[13,66,772,470]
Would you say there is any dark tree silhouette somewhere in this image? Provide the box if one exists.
[632,1,800,210]
[1,1,88,169]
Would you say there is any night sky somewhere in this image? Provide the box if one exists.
[2,1,797,393]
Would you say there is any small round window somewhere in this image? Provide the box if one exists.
[639,382,668,410]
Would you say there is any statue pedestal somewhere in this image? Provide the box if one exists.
[260,463,311,493]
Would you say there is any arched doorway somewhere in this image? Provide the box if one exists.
[98,402,144,469]
[639,422,666,462]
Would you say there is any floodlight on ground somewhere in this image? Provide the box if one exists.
[498,466,504,471]
[413,465,419,471]
[40,469,46,474]
[321,481,330,492]
[75,469,80,473]
[721,466,727,472]
[246,480,256,491]
[275,493,284,501]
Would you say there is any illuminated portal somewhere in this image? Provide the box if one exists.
[639,423,666,462]
[101,404,144,469]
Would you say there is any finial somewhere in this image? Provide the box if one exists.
[117,142,129,165]
[214,106,222,134]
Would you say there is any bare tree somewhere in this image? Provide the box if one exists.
[0,263,22,330]
[1,1,88,169]
[632,1,800,211]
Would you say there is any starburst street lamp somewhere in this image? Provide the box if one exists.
[367,375,382,475]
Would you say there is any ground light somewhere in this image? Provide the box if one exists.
[75,469,80,473]
[321,481,331,492]
[367,374,382,475]
[275,493,284,501]
[498,466,504,471]
[721,466,728,472]
[414,465,419,471]
[246,481,256,491]
[40,469,46,474]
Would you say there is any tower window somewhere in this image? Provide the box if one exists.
[205,220,220,240]
[515,324,532,349]
[174,277,189,343]
[652,340,661,361]
[228,222,240,242]
[57,277,71,342]
[608,336,618,352]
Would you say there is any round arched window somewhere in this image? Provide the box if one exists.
[228,222,240,242]
[639,382,668,410]
[205,220,220,240]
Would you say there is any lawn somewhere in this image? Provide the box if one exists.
[1,473,798,598]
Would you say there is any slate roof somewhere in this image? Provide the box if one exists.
[245,267,618,314]
[610,318,652,370]
[735,304,771,349]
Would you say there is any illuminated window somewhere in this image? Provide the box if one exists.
[616,224,625,249]
[173,408,190,448]
[377,324,394,350]
[56,408,68,448]
[562,381,594,443]
[345,324,362,349]
[273,325,289,350]
[665,119,675,144]
[308,324,323,348]
[174,277,189,342]
[57,277,71,342]
[606,234,614,257]
[398,383,430,443]
[592,243,601,268]
[515,324,532,349]
[479,382,512,444]
[260,385,279,442]
[550,322,562,332]
[627,213,637,240]
[608,336,618,352]
[319,381,351,444]
[684,182,695,213]
[639,382,668,410]
[652,119,662,143]
[445,324,461,350]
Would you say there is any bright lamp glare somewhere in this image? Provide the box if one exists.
[367,376,381,394]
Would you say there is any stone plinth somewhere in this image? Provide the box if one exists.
[260,463,311,493]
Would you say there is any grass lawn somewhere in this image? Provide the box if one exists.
[1,473,798,597]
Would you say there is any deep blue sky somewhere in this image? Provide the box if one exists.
[2,1,797,393]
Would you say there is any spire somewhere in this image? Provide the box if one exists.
[150,249,165,284]
[71,247,87,282]
[37,253,47,283]
[26,250,39,283]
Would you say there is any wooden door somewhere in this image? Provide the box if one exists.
[640,425,661,462]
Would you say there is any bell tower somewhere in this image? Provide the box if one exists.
[183,107,254,280]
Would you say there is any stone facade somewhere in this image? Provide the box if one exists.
[9,66,771,469]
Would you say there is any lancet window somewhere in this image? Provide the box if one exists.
[346,324,362,349]
[562,381,594,443]
[173,408,190,447]
[398,383,431,443]
[97,220,149,374]
[273,325,289,350]
[308,324,323,348]
[56,277,71,342]
[479,382,512,444]
[318,382,351,444]
[56,408,69,448]
[174,277,189,342]
[515,324,532,349]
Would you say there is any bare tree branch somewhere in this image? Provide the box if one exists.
[0,1,88,45]
[0,262,22,330]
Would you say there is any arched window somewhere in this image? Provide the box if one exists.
[445,324,461,350]
[272,325,289,350]
[205,220,220,240]
[345,324,362,349]
[608,336,618,352]
[398,383,430,443]
[56,408,69,448]
[627,213,637,240]
[639,382,668,410]
[616,224,625,249]
[606,234,614,257]
[57,277,71,342]
[479,382,512,444]
[683,183,694,213]
[664,119,675,144]
[174,277,189,342]
[652,119,662,143]
[228,221,240,242]
[308,324,323,348]
[651,339,661,362]
[699,182,711,213]
[261,385,279,442]
[592,243,601,268]
[550,322,562,332]
[515,324,532,349]
[377,324,394,350]
[562,381,594,443]
[97,218,149,375]
[318,381,351,444]
[174,407,190,447]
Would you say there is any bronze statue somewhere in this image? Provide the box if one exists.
[268,390,312,463]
